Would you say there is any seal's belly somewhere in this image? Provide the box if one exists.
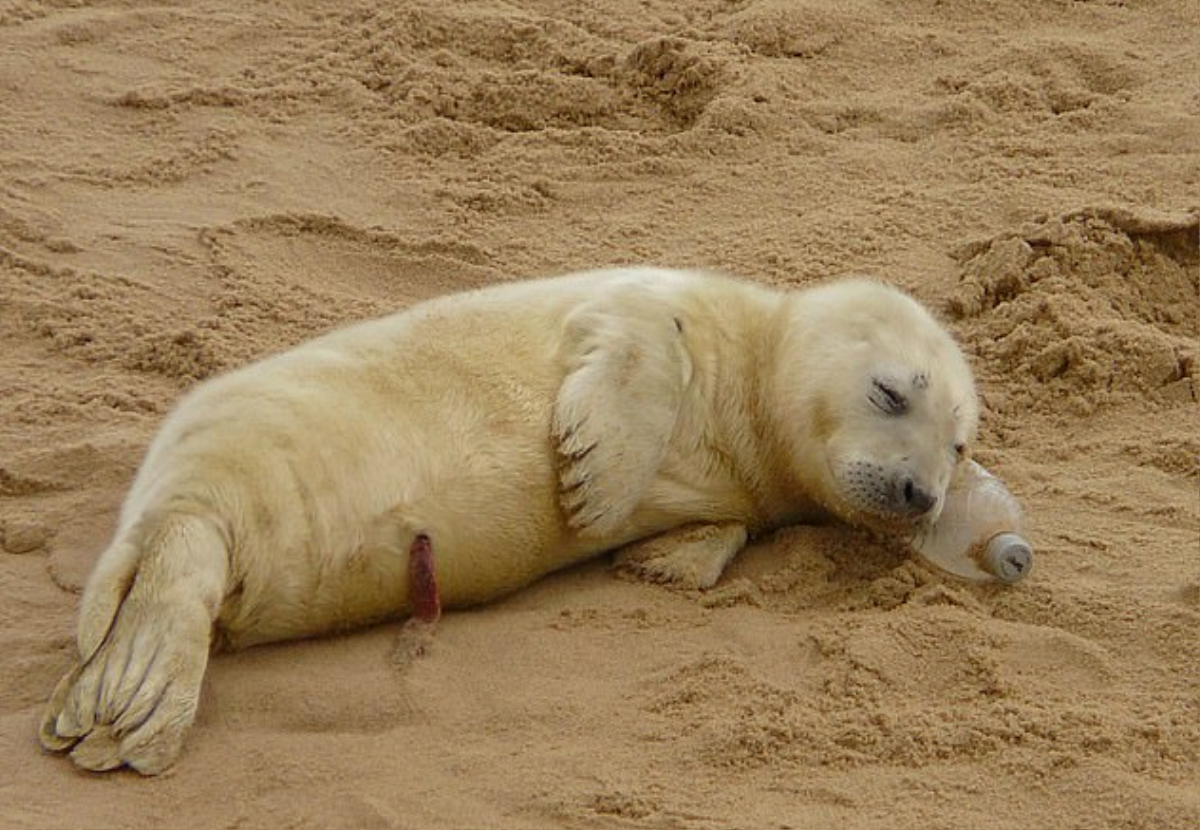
[207,366,582,646]
[219,472,594,648]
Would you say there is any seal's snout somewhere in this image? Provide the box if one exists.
[837,460,941,522]
[895,474,937,517]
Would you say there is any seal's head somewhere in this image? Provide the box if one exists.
[776,279,979,530]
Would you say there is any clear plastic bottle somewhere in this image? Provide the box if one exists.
[910,460,1033,584]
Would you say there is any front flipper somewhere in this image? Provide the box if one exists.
[553,280,693,539]
[615,521,748,590]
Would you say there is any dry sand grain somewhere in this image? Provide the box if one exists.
[1,1,1197,828]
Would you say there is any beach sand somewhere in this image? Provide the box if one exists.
[0,1,1197,827]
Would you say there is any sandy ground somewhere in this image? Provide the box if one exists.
[1,1,1198,828]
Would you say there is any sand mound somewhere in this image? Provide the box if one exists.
[949,206,1198,415]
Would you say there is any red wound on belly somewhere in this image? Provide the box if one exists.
[408,533,441,623]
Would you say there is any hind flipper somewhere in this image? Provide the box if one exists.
[41,512,228,774]
[40,536,141,754]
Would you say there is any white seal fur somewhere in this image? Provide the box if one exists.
[40,268,978,774]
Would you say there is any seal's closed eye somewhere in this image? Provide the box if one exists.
[870,379,908,415]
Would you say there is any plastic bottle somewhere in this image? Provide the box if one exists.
[909,460,1033,584]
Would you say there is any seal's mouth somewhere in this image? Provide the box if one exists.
[866,510,931,540]
[881,496,945,536]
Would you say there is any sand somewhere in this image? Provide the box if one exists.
[1,0,1197,828]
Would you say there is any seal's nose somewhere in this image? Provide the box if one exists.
[896,474,937,517]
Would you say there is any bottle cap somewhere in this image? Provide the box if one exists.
[982,532,1033,583]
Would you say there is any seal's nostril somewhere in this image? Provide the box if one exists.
[899,475,936,516]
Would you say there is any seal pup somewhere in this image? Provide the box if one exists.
[40,267,978,774]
